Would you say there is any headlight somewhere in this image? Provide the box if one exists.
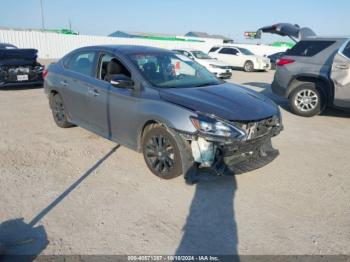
[190,114,246,140]
[209,64,220,69]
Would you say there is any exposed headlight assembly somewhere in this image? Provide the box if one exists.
[190,114,246,140]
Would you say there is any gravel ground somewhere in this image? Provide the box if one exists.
[0,70,349,256]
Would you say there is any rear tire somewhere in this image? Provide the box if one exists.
[142,124,193,179]
[49,93,73,128]
[289,83,324,117]
[243,61,254,72]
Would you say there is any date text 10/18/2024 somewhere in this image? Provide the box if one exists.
[128,256,220,261]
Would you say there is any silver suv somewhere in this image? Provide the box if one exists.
[260,23,350,117]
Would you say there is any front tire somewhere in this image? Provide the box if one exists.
[289,83,324,117]
[243,61,254,72]
[49,93,73,128]
[142,124,193,179]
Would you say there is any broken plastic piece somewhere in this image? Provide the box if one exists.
[191,137,216,167]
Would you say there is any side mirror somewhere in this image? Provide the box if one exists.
[110,74,134,88]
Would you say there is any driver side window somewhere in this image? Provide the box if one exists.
[98,53,131,81]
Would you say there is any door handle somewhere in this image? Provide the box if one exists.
[335,64,349,70]
[60,80,68,87]
[88,88,100,97]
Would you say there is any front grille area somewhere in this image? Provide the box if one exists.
[233,117,277,140]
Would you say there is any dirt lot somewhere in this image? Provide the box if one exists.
[0,70,349,256]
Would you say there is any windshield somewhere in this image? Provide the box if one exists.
[237,47,254,55]
[191,51,212,59]
[128,52,222,88]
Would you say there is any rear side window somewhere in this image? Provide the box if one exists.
[183,51,192,58]
[174,50,185,55]
[209,47,220,53]
[286,41,335,57]
[219,48,238,55]
[342,41,350,59]
[65,51,97,76]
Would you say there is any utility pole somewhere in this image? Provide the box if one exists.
[40,0,46,31]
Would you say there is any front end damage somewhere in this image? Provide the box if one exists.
[179,115,283,176]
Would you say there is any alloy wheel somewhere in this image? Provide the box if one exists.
[145,134,175,176]
[244,62,253,72]
[53,96,66,124]
[294,89,319,112]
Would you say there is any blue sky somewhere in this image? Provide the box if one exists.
[1,0,349,43]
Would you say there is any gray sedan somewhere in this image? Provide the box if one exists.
[44,45,282,179]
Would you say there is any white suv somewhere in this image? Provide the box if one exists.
[209,46,271,72]
[172,49,232,78]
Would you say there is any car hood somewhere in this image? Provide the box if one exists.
[159,83,278,121]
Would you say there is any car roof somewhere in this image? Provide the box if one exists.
[0,43,17,48]
[211,45,244,49]
[75,45,173,55]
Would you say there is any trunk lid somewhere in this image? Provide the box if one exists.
[258,23,316,41]
[0,49,38,62]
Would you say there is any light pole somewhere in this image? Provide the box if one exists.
[40,0,46,31]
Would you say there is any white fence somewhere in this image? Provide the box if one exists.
[0,29,287,59]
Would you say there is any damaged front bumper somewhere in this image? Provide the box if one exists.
[218,134,280,175]
[179,121,282,176]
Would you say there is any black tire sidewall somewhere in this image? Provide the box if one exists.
[142,125,184,179]
[244,61,254,72]
[289,83,323,117]
[49,93,71,128]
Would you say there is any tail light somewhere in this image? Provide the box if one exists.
[42,68,48,79]
[277,58,295,67]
